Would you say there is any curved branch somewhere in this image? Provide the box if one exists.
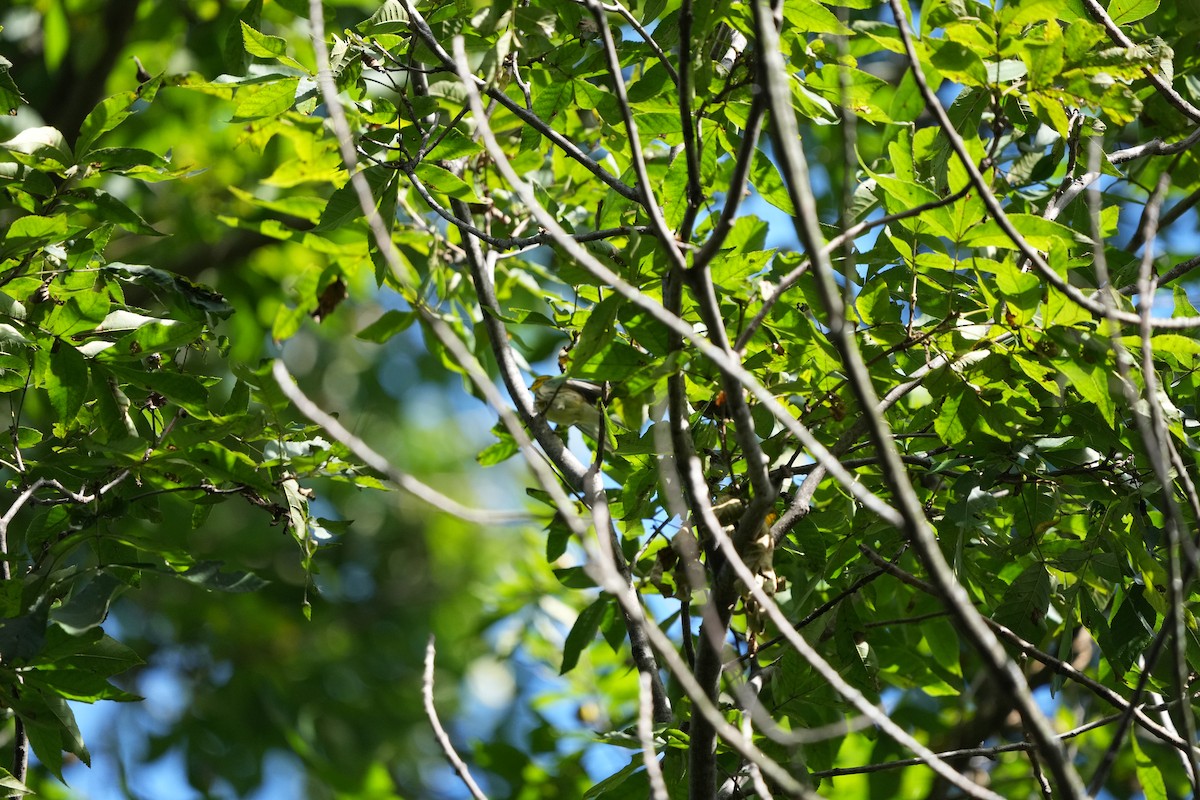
[698,477,1008,800]
[693,94,767,272]
[859,546,1200,759]
[423,637,490,800]
[272,360,529,524]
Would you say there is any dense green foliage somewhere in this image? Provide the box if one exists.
[4,0,1200,798]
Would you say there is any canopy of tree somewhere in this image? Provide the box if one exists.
[3,0,1200,798]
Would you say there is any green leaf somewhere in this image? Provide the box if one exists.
[1107,0,1158,24]
[0,59,27,115]
[1119,334,1200,358]
[357,308,416,342]
[112,366,211,417]
[104,263,233,318]
[573,295,622,371]
[413,162,481,202]
[1130,726,1169,800]
[360,0,410,34]
[553,567,596,589]
[46,344,89,424]
[1105,585,1156,677]
[711,250,773,290]
[26,668,141,703]
[1,213,69,259]
[66,188,163,236]
[870,174,955,238]
[314,166,394,232]
[856,278,896,327]
[477,431,520,466]
[22,719,66,781]
[240,21,308,72]
[49,572,125,635]
[935,386,977,445]
[782,0,853,34]
[0,767,30,795]
[961,214,1088,251]
[76,82,162,157]
[561,596,609,674]
[0,323,32,346]
[750,150,795,215]
[929,40,987,86]
[179,561,269,592]
[232,77,298,121]
[93,309,177,333]
[0,126,72,168]
[0,604,49,665]
[1055,358,1115,427]
[992,562,1050,642]
[87,146,170,174]
[101,320,204,360]
[921,618,961,679]
[583,757,647,800]
[22,692,89,778]
[225,0,264,73]
[38,630,144,676]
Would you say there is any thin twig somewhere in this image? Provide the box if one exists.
[423,637,490,800]
[693,94,766,272]
[11,716,26,795]
[1120,253,1200,296]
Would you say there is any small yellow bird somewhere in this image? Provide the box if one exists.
[531,376,607,439]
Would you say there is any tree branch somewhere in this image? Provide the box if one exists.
[423,637,490,800]
[271,360,530,524]
[693,94,767,272]
[637,672,670,800]
[675,0,705,242]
